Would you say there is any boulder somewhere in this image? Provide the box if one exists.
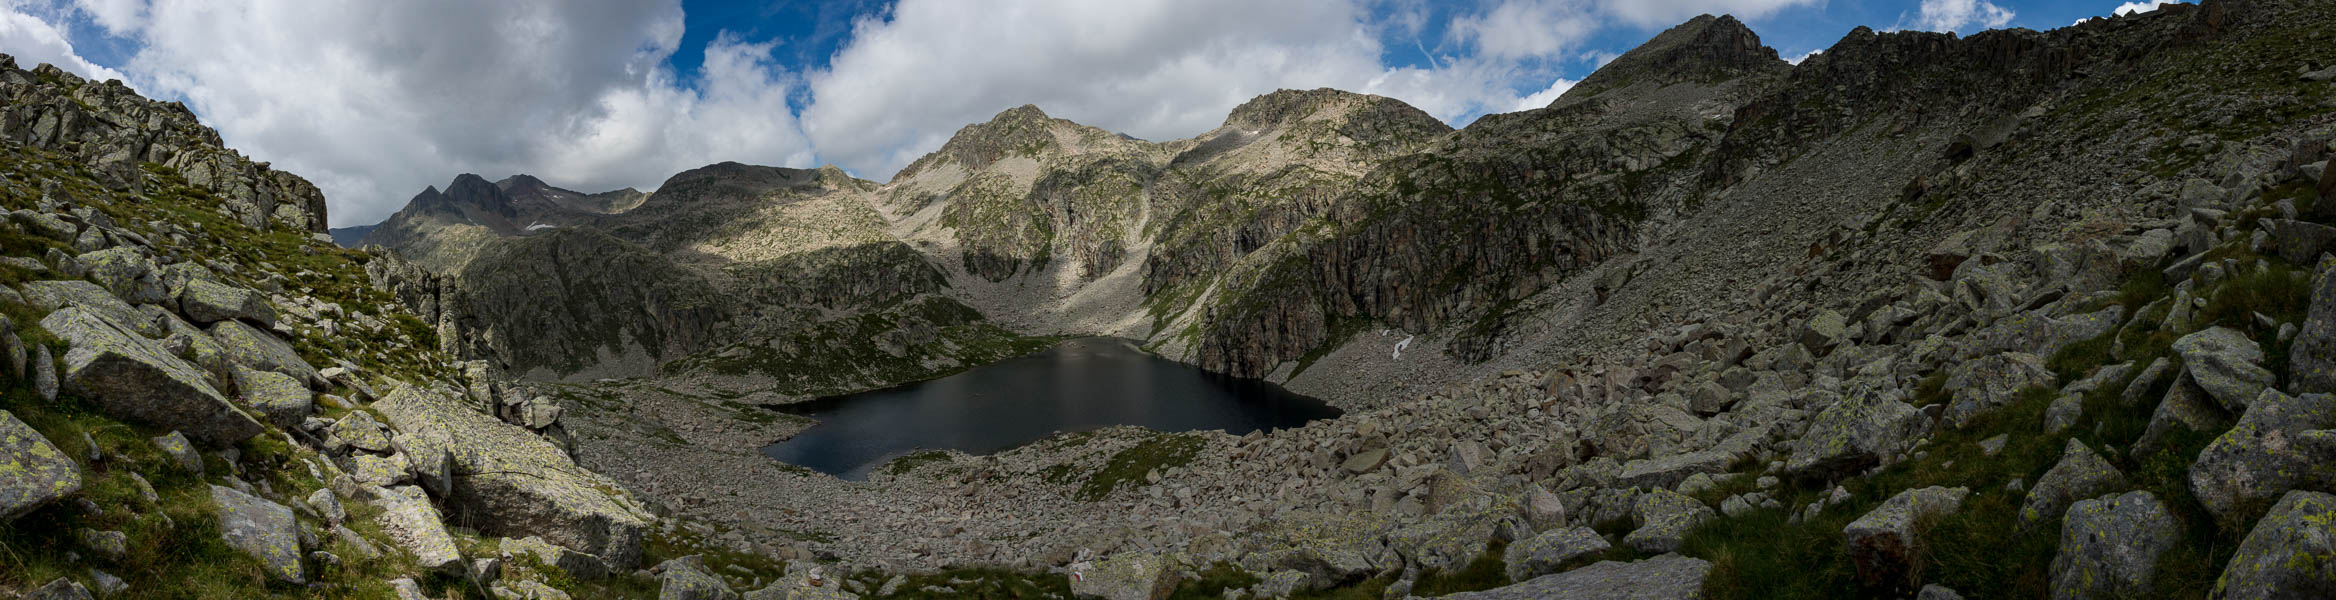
[1619,426,1764,490]
[1437,554,1711,600]
[1800,310,1847,355]
[43,307,261,445]
[0,410,81,520]
[2266,219,2336,267]
[2293,257,2336,395]
[2189,390,2336,527]
[2138,372,2233,462]
[25,578,92,600]
[2022,440,2130,529]
[20,280,163,338]
[2210,491,2336,599]
[2050,491,2180,600]
[76,248,167,306]
[305,488,345,525]
[1386,494,1529,572]
[1503,526,1610,583]
[206,320,320,387]
[1240,510,1388,587]
[175,279,275,327]
[1787,393,1928,479]
[2172,327,2274,412]
[374,384,651,568]
[328,410,393,453]
[1340,448,1388,474]
[503,535,609,580]
[209,485,303,583]
[374,486,463,572]
[744,580,858,600]
[153,431,202,474]
[656,556,739,600]
[1845,486,1969,588]
[1624,489,1713,554]
[1943,352,2054,427]
[1961,306,2125,362]
[1070,552,1178,600]
[230,366,310,427]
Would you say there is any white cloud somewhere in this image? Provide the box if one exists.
[1912,0,2017,32]
[1594,0,1821,28]
[1451,0,1599,60]
[2113,1,2177,16]
[94,0,812,227]
[0,2,126,82]
[802,0,1562,180]
[69,0,140,34]
[1784,49,1821,65]
[1511,77,1578,111]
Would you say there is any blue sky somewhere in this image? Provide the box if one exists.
[0,0,2176,226]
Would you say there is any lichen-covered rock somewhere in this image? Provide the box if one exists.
[44,307,262,445]
[0,410,81,520]
[230,366,310,427]
[1787,393,1928,478]
[1437,554,1711,600]
[374,384,651,568]
[2293,257,2336,395]
[1618,426,1764,490]
[2135,371,2233,457]
[206,319,320,387]
[1070,551,1178,600]
[328,410,393,453]
[348,452,414,487]
[744,580,859,600]
[1943,352,2054,427]
[503,535,608,580]
[374,486,462,572]
[25,577,92,600]
[1503,526,1610,583]
[2210,490,2336,600]
[1845,486,1968,588]
[209,484,303,583]
[2051,491,2180,600]
[1625,489,1713,554]
[1386,494,1528,572]
[2189,390,2336,527]
[1800,309,1847,355]
[21,280,163,337]
[152,431,201,474]
[656,555,740,600]
[2173,327,2274,412]
[76,247,166,306]
[1238,510,1388,588]
[2022,440,2129,529]
[176,278,275,328]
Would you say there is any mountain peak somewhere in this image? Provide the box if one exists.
[1560,13,1785,103]
[1224,88,1382,131]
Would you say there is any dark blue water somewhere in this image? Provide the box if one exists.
[760,337,1341,480]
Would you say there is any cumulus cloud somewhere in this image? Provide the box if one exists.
[2113,1,2178,15]
[1595,0,1821,28]
[1911,0,2017,32]
[68,0,139,34]
[1511,78,1578,111]
[0,1,125,82]
[42,0,811,227]
[802,0,1574,180]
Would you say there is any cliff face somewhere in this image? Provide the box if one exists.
[0,57,328,233]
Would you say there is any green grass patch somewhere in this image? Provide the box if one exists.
[1075,433,1206,501]
[885,450,955,476]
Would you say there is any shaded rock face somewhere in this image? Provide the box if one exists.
[1559,14,1789,102]
[442,228,724,376]
[0,56,328,232]
[2188,390,2336,527]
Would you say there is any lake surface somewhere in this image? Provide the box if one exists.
[761,337,1341,480]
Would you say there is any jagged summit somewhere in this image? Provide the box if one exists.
[1560,13,1787,103]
